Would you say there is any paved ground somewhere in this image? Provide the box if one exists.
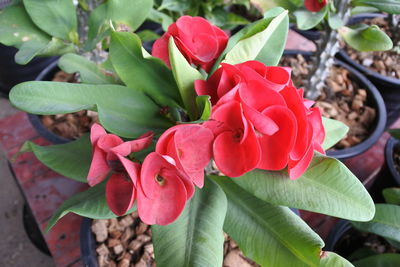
[0,98,54,267]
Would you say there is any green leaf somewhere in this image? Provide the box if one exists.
[137,30,160,42]
[46,180,136,231]
[23,0,78,42]
[148,8,173,31]
[223,8,289,66]
[19,135,91,183]
[212,175,324,267]
[158,0,190,12]
[58,53,119,84]
[107,0,153,31]
[110,31,181,108]
[84,2,110,51]
[255,8,289,66]
[388,128,400,139]
[151,178,227,267]
[233,153,375,221]
[0,5,50,48]
[196,96,212,121]
[352,204,400,242]
[328,12,344,30]
[383,188,400,205]
[168,37,204,120]
[339,24,393,52]
[319,252,354,267]
[322,117,349,150]
[294,6,328,30]
[352,0,400,14]
[352,254,400,267]
[10,81,172,138]
[350,6,380,15]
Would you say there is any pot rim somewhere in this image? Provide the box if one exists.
[385,137,400,186]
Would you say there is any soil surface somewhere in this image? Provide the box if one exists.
[334,227,399,262]
[343,17,400,79]
[92,214,259,267]
[280,54,376,149]
[40,71,98,139]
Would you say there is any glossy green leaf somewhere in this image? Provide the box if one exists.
[352,204,400,242]
[352,0,400,14]
[388,128,400,139]
[23,0,78,42]
[152,178,227,267]
[107,0,153,31]
[0,5,50,48]
[46,180,136,231]
[168,37,204,120]
[196,95,212,121]
[58,53,119,84]
[223,8,289,65]
[234,153,375,221]
[148,8,173,31]
[137,30,160,42]
[319,252,354,267]
[383,188,400,205]
[294,6,328,30]
[84,2,110,51]
[212,175,324,267]
[158,0,190,12]
[339,24,393,52]
[19,134,91,183]
[351,6,379,15]
[110,31,181,108]
[322,117,349,150]
[353,254,400,267]
[10,81,172,138]
[328,12,344,30]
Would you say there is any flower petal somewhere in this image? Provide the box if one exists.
[106,173,136,216]
[90,123,107,145]
[87,146,110,186]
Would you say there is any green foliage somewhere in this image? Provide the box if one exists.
[233,153,375,221]
[388,128,400,139]
[352,204,400,242]
[322,117,349,150]
[9,81,172,138]
[23,0,78,42]
[58,53,119,84]
[196,95,212,122]
[339,24,393,52]
[212,175,324,267]
[152,178,227,267]
[168,37,204,120]
[294,6,328,30]
[19,135,92,183]
[107,0,153,30]
[109,31,181,108]
[383,188,400,205]
[137,30,160,42]
[319,252,354,267]
[148,8,174,31]
[352,0,400,14]
[352,254,400,267]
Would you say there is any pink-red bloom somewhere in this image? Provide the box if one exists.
[305,0,328,12]
[87,123,153,216]
[137,152,194,225]
[196,61,326,179]
[156,124,214,188]
[152,16,228,71]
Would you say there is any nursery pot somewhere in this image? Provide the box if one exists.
[27,60,71,144]
[336,13,400,127]
[384,137,400,186]
[282,50,387,160]
[0,44,56,96]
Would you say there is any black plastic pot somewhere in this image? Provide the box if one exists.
[325,220,352,252]
[0,44,57,96]
[384,137,400,186]
[81,218,98,267]
[27,60,71,144]
[336,14,400,127]
[282,50,387,160]
[289,23,321,41]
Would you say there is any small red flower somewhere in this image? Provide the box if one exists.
[137,152,195,225]
[304,0,328,12]
[87,123,153,216]
[152,16,228,71]
[156,124,214,188]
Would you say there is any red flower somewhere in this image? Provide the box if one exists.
[137,152,194,225]
[205,101,261,177]
[152,16,228,71]
[87,123,153,216]
[156,124,214,188]
[304,0,328,12]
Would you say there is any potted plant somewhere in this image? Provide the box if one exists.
[10,7,377,266]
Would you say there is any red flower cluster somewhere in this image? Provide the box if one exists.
[195,61,325,179]
[305,0,328,12]
[152,16,228,71]
[87,123,213,225]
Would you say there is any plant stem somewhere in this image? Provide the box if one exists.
[305,0,351,100]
